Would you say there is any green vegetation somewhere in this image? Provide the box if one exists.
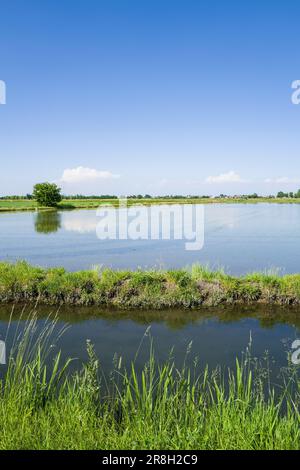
[2,196,300,212]
[2,261,300,308]
[32,182,62,207]
[1,315,300,450]
[277,189,300,198]
[2,185,300,212]
[1,186,300,212]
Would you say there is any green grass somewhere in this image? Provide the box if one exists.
[1,197,300,212]
[0,199,113,212]
[1,261,300,308]
[0,314,300,450]
[0,199,37,211]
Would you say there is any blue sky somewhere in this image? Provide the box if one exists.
[0,0,300,196]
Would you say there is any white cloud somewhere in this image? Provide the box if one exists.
[205,171,244,184]
[264,177,300,184]
[61,166,120,184]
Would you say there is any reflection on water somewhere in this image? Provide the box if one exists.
[62,214,97,233]
[1,204,299,387]
[34,211,61,234]
[1,204,300,274]
[0,304,299,381]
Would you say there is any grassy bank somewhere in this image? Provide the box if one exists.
[1,197,300,212]
[0,199,114,212]
[1,316,300,450]
[1,261,300,308]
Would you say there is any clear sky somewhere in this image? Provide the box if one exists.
[1,0,300,196]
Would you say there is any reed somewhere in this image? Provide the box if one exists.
[0,313,300,450]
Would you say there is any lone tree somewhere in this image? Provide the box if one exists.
[33,182,62,207]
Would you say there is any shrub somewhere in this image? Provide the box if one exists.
[33,182,62,207]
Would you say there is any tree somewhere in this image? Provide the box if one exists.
[277,191,288,198]
[33,182,62,207]
[295,189,300,199]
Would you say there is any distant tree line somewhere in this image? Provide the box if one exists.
[277,190,300,198]
[0,194,33,200]
[2,190,300,200]
[62,194,118,199]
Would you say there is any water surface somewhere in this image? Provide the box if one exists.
[0,305,299,382]
[1,204,300,383]
[1,204,300,274]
